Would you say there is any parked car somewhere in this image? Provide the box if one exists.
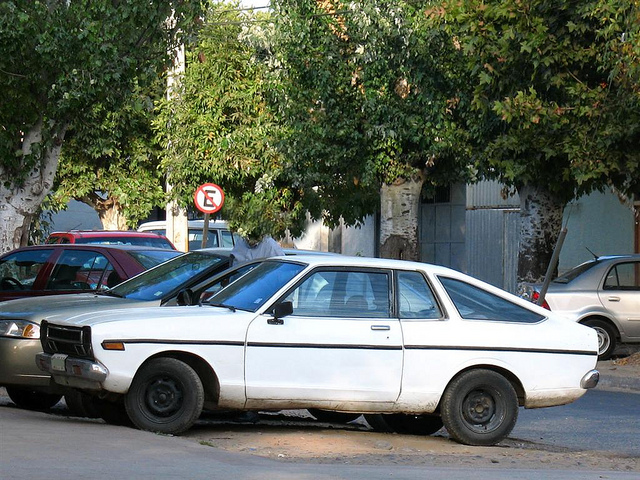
[0,244,180,410]
[0,247,328,412]
[46,230,176,250]
[138,219,235,250]
[0,244,180,302]
[37,255,599,446]
[520,254,640,360]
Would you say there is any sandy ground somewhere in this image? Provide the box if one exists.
[182,352,640,472]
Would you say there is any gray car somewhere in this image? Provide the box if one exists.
[522,254,640,359]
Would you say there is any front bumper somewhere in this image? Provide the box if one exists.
[581,369,600,389]
[36,352,108,391]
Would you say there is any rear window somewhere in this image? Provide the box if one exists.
[74,236,174,249]
[128,250,181,269]
[439,277,545,324]
[553,260,598,284]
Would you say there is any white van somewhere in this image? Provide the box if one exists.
[138,220,236,251]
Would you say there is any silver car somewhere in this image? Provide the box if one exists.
[522,254,640,359]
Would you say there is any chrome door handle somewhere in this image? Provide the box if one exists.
[371,325,390,331]
[608,296,621,302]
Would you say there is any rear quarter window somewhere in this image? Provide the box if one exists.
[439,276,545,324]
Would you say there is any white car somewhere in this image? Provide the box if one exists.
[37,256,599,446]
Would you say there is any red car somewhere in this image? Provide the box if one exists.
[45,230,176,250]
[0,244,180,302]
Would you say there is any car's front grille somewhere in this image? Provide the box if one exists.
[40,321,94,358]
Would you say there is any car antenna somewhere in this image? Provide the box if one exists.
[585,246,599,260]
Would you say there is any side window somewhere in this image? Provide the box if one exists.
[47,250,113,291]
[283,269,390,318]
[221,230,235,247]
[0,249,53,291]
[397,271,442,319]
[188,229,219,250]
[603,262,640,290]
[439,276,545,324]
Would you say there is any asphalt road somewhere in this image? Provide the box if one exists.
[0,388,638,480]
[511,389,640,457]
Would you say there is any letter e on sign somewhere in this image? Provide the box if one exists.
[194,183,225,214]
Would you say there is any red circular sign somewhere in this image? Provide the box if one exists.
[194,183,225,214]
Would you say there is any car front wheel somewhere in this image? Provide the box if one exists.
[440,369,518,446]
[583,318,617,360]
[124,358,204,435]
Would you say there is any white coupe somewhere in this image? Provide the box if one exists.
[37,255,599,446]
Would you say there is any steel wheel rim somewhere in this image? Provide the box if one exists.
[461,388,504,433]
[593,326,610,355]
[144,376,184,418]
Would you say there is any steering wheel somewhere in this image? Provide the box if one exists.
[1,276,24,290]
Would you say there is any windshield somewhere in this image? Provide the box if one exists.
[553,259,598,284]
[208,260,306,312]
[110,252,228,301]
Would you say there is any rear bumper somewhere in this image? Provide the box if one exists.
[581,369,600,389]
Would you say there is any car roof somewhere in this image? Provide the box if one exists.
[48,230,169,239]
[138,220,230,229]
[4,244,175,254]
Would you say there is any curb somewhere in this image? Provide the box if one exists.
[596,374,640,393]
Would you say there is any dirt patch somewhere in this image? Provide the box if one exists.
[185,412,640,472]
[614,352,640,366]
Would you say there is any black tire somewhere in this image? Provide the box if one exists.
[440,369,518,446]
[364,414,395,433]
[308,409,361,423]
[382,414,444,435]
[93,398,132,426]
[64,390,100,418]
[583,319,617,360]
[124,358,204,435]
[6,387,62,411]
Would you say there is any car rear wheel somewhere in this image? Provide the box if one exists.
[440,369,518,446]
[6,387,62,411]
[583,319,617,360]
[124,358,204,435]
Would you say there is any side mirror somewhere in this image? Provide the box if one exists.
[176,288,195,306]
[268,301,293,325]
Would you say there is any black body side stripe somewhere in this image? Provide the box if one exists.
[111,339,595,357]
[404,345,596,356]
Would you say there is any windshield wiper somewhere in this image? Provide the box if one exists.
[208,302,236,312]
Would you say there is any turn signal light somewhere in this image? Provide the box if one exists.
[101,341,125,351]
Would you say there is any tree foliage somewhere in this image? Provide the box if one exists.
[51,81,166,229]
[271,0,473,229]
[430,0,640,202]
[0,0,202,250]
[155,2,307,239]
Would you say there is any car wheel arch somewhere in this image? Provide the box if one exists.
[439,365,525,410]
[141,351,220,403]
[578,315,620,338]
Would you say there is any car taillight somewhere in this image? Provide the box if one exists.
[532,291,550,310]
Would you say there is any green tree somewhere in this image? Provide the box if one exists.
[0,0,202,252]
[430,0,640,285]
[51,81,165,230]
[155,2,307,239]
[271,0,471,259]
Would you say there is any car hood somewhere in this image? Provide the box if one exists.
[0,293,158,323]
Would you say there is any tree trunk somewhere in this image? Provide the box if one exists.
[0,120,65,253]
[83,196,129,230]
[379,176,424,261]
[517,184,565,288]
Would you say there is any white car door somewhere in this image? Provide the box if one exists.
[245,268,403,405]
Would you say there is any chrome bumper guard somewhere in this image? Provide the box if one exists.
[36,352,108,383]
[581,369,599,389]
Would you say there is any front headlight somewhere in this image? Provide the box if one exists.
[0,319,40,339]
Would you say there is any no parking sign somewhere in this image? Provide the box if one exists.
[194,183,224,214]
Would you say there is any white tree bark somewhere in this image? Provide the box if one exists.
[0,120,65,253]
[517,183,565,287]
[379,176,424,260]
